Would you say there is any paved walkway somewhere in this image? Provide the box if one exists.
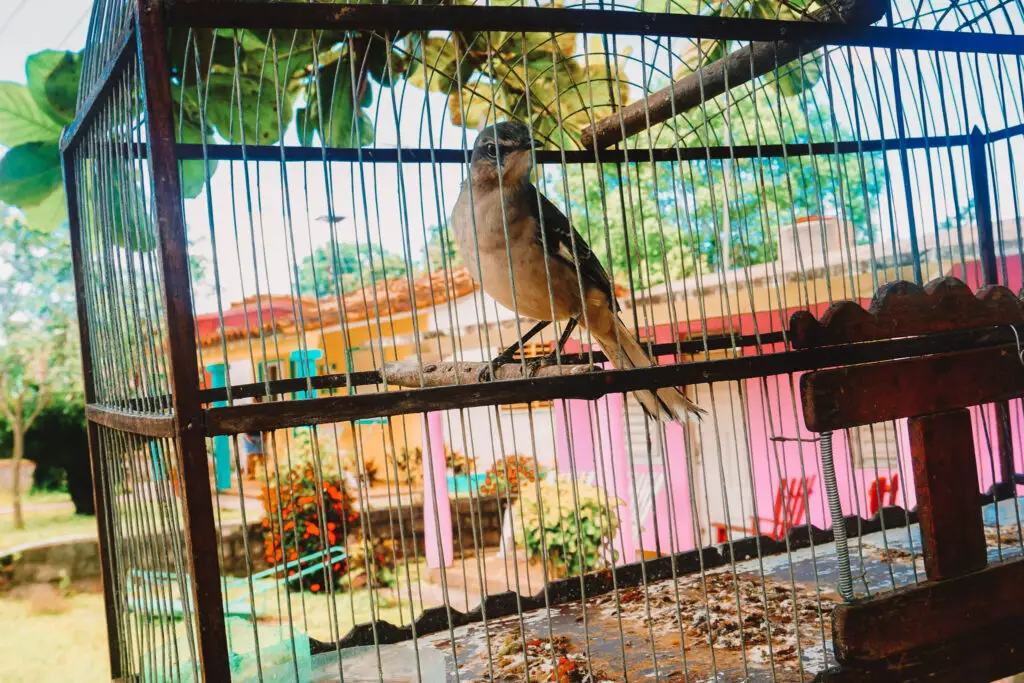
[0,500,75,516]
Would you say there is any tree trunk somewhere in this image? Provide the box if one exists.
[11,425,24,530]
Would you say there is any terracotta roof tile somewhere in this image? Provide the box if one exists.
[195,266,479,348]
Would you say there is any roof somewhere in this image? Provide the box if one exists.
[195,266,479,348]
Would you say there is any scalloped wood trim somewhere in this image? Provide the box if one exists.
[789,276,1024,349]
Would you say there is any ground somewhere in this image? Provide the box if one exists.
[0,585,110,683]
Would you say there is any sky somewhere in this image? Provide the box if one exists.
[0,0,92,84]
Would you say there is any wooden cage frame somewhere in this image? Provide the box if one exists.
[61,0,1024,680]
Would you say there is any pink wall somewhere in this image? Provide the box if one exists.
[438,261,1024,569]
[554,395,636,565]
[422,412,453,569]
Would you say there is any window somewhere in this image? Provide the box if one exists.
[257,360,284,401]
[848,421,901,470]
[624,397,664,466]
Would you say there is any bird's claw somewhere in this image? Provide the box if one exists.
[526,355,557,377]
[478,362,498,383]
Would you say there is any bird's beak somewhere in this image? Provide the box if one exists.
[530,138,544,150]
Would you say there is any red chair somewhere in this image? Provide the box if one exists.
[713,475,817,543]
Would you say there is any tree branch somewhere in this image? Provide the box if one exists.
[24,382,52,431]
[578,0,889,149]
[0,372,14,424]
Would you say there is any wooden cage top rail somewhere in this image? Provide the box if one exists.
[163,1,1024,58]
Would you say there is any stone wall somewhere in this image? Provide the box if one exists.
[2,495,508,586]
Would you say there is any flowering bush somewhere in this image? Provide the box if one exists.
[261,459,358,593]
[479,455,542,498]
[514,473,621,579]
[444,446,475,476]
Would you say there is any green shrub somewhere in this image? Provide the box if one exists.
[514,473,621,579]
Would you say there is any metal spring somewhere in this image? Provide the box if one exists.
[821,430,855,602]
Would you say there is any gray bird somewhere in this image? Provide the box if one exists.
[451,120,703,422]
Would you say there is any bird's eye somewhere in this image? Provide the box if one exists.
[486,143,497,158]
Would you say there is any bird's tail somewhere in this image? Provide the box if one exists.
[586,310,705,423]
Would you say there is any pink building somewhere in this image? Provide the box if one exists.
[421,217,1024,568]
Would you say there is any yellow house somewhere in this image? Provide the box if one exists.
[195,268,478,489]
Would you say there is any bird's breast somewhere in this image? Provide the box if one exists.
[451,187,580,321]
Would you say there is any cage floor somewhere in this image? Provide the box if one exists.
[306,501,1024,682]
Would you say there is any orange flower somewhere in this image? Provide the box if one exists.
[310,583,321,593]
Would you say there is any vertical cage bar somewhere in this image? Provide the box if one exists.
[62,150,125,679]
[134,0,231,678]
[970,125,1016,489]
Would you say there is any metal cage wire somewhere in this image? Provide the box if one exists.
[63,0,1024,680]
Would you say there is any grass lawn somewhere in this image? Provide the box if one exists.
[0,590,110,683]
[0,509,98,551]
[0,572,433,683]
[0,491,250,553]
[0,490,74,508]
[0,491,96,552]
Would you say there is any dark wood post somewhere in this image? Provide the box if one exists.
[135,0,231,678]
[908,409,988,581]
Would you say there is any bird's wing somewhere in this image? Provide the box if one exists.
[526,184,618,311]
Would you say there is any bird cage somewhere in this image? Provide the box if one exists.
[63,0,1024,680]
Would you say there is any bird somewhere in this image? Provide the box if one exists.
[450,120,703,422]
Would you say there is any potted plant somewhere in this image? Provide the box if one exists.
[514,473,622,580]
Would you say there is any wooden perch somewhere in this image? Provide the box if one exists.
[381,360,598,388]
[578,0,888,150]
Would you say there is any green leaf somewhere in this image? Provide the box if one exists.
[21,185,67,231]
[0,83,63,147]
[639,0,703,13]
[82,165,155,252]
[205,72,296,145]
[302,59,375,147]
[405,36,462,92]
[25,50,72,126]
[43,52,82,124]
[178,121,219,200]
[768,50,822,97]
[0,142,62,208]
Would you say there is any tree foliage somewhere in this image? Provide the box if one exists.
[0,0,828,232]
[540,88,885,288]
[298,241,408,298]
[0,206,80,528]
